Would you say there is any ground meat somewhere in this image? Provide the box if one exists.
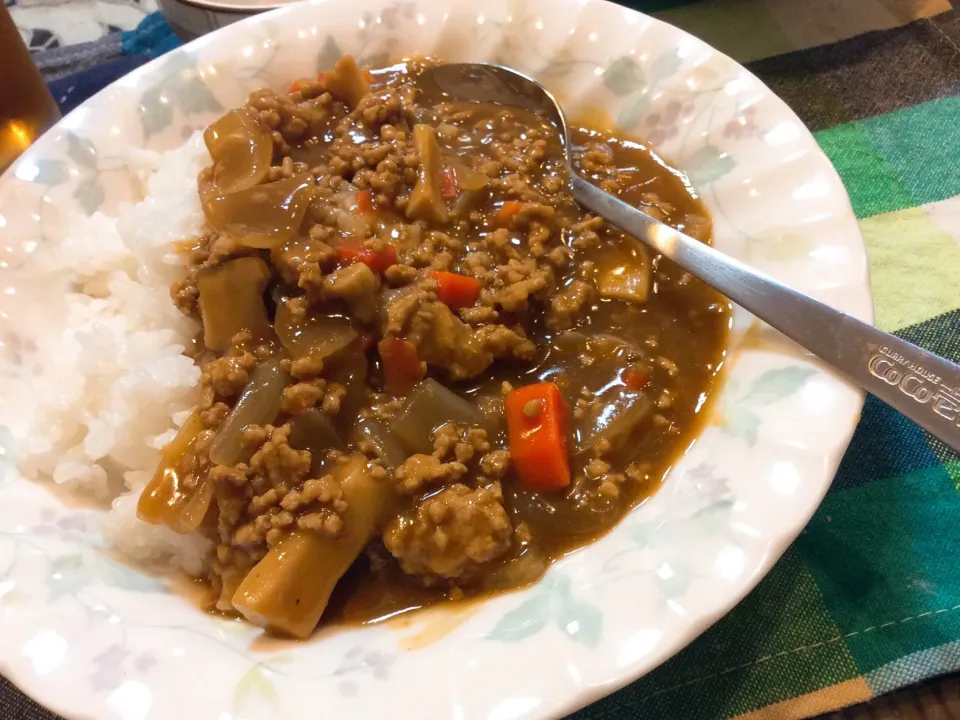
[200,351,256,403]
[570,215,605,250]
[321,262,381,322]
[383,263,419,286]
[171,277,199,316]
[281,380,347,415]
[472,324,536,362]
[150,57,730,629]
[272,234,336,284]
[479,449,511,479]
[576,458,628,501]
[289,355,325,380]
[393,453,467,495]
[409,301,536,379]
[248,86,335,154]
[459,305,499,325]
[382,280,433,336]
[282,380,325,415]
[249,424,312,490]
[432,424,490,463]
[208,422,354,602]
[547,280,593,331]
[428,425,510,481]
[383,482,512,583]
[489,258,553,312]
[406,301,484,379]
[200,402,230,429]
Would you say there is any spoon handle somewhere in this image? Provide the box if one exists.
[572,176,960,452]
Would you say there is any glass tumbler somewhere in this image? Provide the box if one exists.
[0,6,61,173]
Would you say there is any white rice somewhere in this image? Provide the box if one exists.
[17,133,213,575]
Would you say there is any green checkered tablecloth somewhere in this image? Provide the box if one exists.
[3,1,960,718]
[571,0,960,717]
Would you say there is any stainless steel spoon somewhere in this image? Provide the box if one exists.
[418,63,960,452]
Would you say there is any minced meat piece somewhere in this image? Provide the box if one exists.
[547,279,593,331]
[489,258,553,312]
[383,263,419,286]
[201,402,230,429]
[290,355,325,380]
[202,352,255,399]
[383,482,512,582]
[210,423,353,595]
[409,301,534,379]
[281,380,346,415]
[282,380,326,415]
[479,449,511,479]
[171,277,199,316]
[432,424,491,464]
[393,453,467,495]
[249,424,312,491]
[147,55,731,630]
[383,280,433,336]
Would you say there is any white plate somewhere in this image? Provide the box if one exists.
[0,1,872,718]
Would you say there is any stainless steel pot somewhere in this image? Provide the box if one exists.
[157,0,298,42]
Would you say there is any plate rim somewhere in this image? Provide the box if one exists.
[0,0,872,717]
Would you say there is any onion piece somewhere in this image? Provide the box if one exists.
[137,412,205,527]
[449,159,489,191]
[275,301,358,363]
[289,408,345,475]
[203,174,314,249]
[391,378,490,454]
[594,242,651,304]
[574,391,652,456]
[196,256,273,352]
[479,548,548,592]
[209,358,290,466]
[326,351,369,435]
[203,108,273,195]
[357,417,408,469]
[504,480,622,537]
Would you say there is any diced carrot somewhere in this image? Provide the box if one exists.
[622,367,649,391]
[440,167,457,199]
[336,240,397,275]
[379,338,423,395]
[429,270,481,309]
[494,200,524,227]
[355,189,375,214]
[364,69,374,83]
[288,78,311,94]
[505,382,570,491]
[316,72,326,84]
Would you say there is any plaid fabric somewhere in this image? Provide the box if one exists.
[572,1,960,718]
[4,1,960,718]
